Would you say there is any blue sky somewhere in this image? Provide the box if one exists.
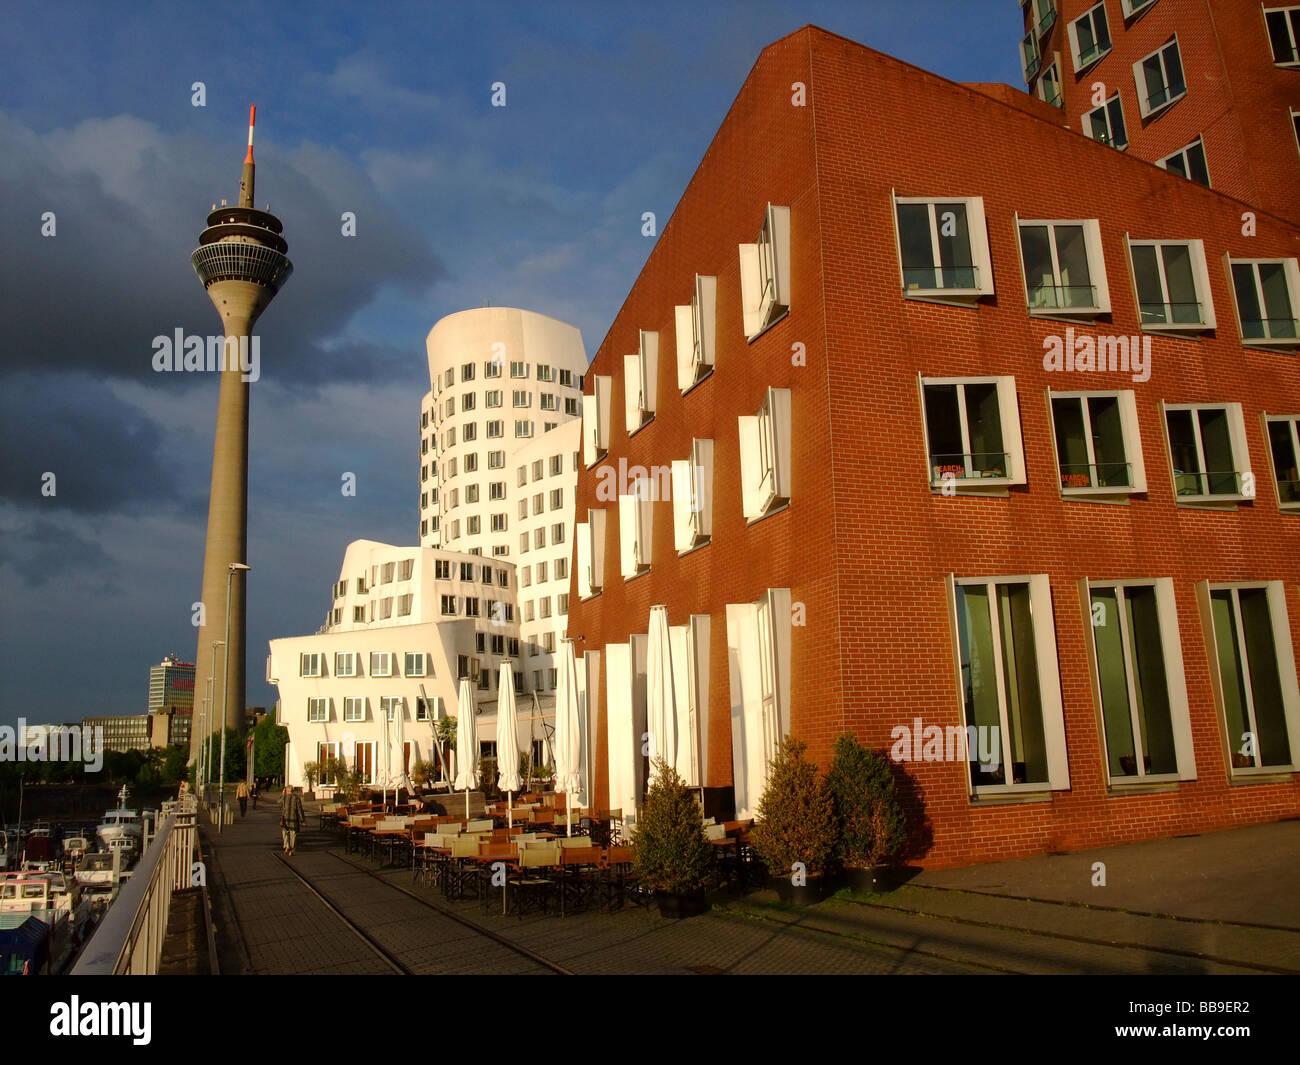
[0,1,1023,724]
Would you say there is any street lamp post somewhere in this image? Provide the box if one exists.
[218,563,250,834]
[206,639,224,813]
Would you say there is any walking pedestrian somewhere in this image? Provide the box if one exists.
[251,780,259,810]
[280,785,305,856]
[236,781,250,817]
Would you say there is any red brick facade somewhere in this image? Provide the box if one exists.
[567,25,1300,868]
[1024,0,1300,223]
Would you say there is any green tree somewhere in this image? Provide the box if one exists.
[632,759,715,894]
[750,738,838,877]
[251,717,289,781]
[160,746,188,787]
[827,734,907,867]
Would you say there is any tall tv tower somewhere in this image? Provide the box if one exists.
[189,107,292,762]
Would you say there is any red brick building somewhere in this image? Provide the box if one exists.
[1020,0,1300,222]
[566,24,1300,868]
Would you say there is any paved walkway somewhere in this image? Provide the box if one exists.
[201,802,1300,975]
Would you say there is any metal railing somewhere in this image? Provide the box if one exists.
[1173,470,1245,497]
[1059,461,1133,490]
[903,265,980,291]
[1139,300,1204,326]
[71,796,199,975]
[930,452,1012,484]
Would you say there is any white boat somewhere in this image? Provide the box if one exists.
[0,870,93,971]
[96,788,142,856]
[73,851,132,892]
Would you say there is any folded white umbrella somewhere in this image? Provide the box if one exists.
[646,605,677,786]
[394,695,407,795]
[454,678,479,819]
[553,638,583,835]
[496,662,522,825]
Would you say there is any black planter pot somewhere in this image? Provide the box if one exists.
[844,864,896,893]
[772,874,826,906]
[655,891,710,919]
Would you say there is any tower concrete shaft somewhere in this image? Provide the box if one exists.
[189,106,292,762]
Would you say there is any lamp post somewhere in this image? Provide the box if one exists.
[218,563,251,834]
[207,639,224,811]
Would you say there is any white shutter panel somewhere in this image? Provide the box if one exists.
[1154,579,1196,780]
[738,415,760,519]
[738,243,762,339]
[1029,574,1070,790]
[674,304,694,391]
[619,494,638,578]
[639,331,658,415]
[623,354,641,432]
[671,459,693,552]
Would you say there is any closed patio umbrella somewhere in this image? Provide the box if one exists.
[454,678,479,819]
[553,638,583,836]
[496,662,522,826]
[646,605,677,786]
[394,695,407,798]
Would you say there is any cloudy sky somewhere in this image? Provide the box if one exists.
[0,1,1020,724]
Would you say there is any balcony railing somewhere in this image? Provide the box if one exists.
[1139,300,1204,326]
[1276,478,1300,504]
[1027,283,1098,310]
[1173,470,1246,497]
[1077,40,1110,67]
[1058,461,1133,490]
[1241,317,1300,341]
[1145,79,1186,112]
[930,452,1012,484]
[903,264,981,292]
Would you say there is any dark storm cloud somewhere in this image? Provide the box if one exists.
[0,513,116,589]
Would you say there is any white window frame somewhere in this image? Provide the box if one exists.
[623,330,658,432]
[738,204,791,341]
[1037,53,1063,108]
[582,375,612,466]
[299,653,322,678]
[405,652,426,677]
[1158,137,1210,186]
[1083,577,1195,785]
[1047,389,1147,496]
[307,698,328,723]
[675,274,718,391]
[672,438,715,553]
[618,477,654,579]
[1199,581,1300,775]
[1023,0,1057,38]
[891,194,994,302]
[738,387,792,521]
[577,509,607,598]
[1264,413,1300,511]
[1125,236,1215,331]
[370,651,394,677]
[1120,0,1156,15]
[1016,216,1111,317]
[343,697,365,723]
[1067,1,1112,72]
[1021,27,1043,82]
[920,376,1027,491]
[1132,36,1187,118]
[946,574,1070,795]
[1083,92,1128,149]
[1225,256,1300,348]
[1264,5,1300,67]
[334,652,356,678]
[1161,401,1253,503]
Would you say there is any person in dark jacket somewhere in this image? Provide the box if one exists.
[280,786,305,855]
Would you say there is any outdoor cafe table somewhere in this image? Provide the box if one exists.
[371,828,411,866]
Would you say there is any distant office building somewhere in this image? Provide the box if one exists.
[83,714,170,753]
[148,655,195,711]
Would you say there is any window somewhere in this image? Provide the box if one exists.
[532,460,544,481]
[565,397,578,415]
[1083,93,1127,149]
[405,652,425,677]
[1024,0,1057,37]
[1228,258,1300,345]
[476,633,486,654]
[548,668,558,689]
[540,393,556,411]
[308,698,327,723]
[550,488,563,511]
[1265,415,1300,508]
[370,652,393,677]
[381,562,395,584]
[465,484,480,504]
[397,594,413,617]
[1017,218,1109,314]
[335,652,356,677]
[498,569,509,588]
[921,377,1026,490]
[672,438,715,551]
[441,595,457,615]
[951,575,1069,791]
[525,601,535,622]
[488,450,504,469]
[486,390,502,408]
[379,696,402,722]
[619,477,654,578]
[519,532,529,554]
[353,606,365,622]
[464,454,478,474]
[577,510,607,598]
[534,527,546,549]
[445,397,456,418]
[518,499,528,521]
[484,359,502,379]
[514,420,533,439]
[462,393,476,412]
[445,428,456,447]
[1067,2,1111,71]
[459,562,474,581]
[1050,391,1146,494]
[1164,403,1252,501]
[457,655,470,679]
[535,561,547,583]
[1128,238,1214,329]
[738,204,792,340]
[435,560,450,580]
[462,423,477,442]
[1037,55,1063,108]
[893,196,993,300]
[1021,28,1042,82]
[558,593,569,615]
[355,577,366,594]
[1120,0,1156,14]
[540,597,552,619]
[1159,138,1209,186]
[1292,109,1300,156]
[487,420,503,438]
[675,274,718,390]
[510,361,528,379]
[493,545,508,557]
[738,388,792,520]
[583,376,612,465]
[344,697,365,723]
[462,362,475,382]
[624,331,658,431]
[1265,6,1300,65]
[300,653,322,677]
[415,697,432,722]
[398,559,414,581]
[1088,579,1194,782]
[1204,583,1300,772]
[466,597,480,617]
[491,514,507,532]
[1133,37,1186,117]
[513,390,531,408]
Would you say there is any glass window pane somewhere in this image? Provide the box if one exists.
[897,203,935,288]
[1127,586,1177,775]
[1087,394,1130,486]
[965,383,1006,476]
[956,585,1004,786]
[934,202,974,287]
[1232,263,1265,337]
[1052,396,1091,487]
[1211,591,1252,768]
[1267,420,1300,502]
[1186,142,1210,186]
[1020,225,1055,306]
[1240,588,1290,767]
[1259,262,1297,338]
[1166,408,1201,495]
[1131,245,1166,323]
[1197,407,1236,493]
[924,384,964,477]
[999,583,1048,784]
[1054,225,1093,306]
[1160,244,1200,323]
[1162,42,1185,98]
[1092,588,1137,777]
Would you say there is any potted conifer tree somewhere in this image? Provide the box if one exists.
[631,758,715,918]
[827,733,906,892]
[750,739,838,905]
